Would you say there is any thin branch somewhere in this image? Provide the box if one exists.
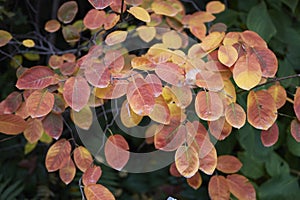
[121,0,125,21]
[181,0,201,11]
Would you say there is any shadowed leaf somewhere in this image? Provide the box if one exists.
[261,122,279,146]
[217,155,242,174]
[0,114,26,135]
[59,156,76,185]
[57,1,78,24]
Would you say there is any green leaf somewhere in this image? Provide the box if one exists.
[238,151,265,179]
[265,152,290,177]
[277,59,299,88]
[246,2,277,42]
[23,52,40,61]
[24,141,38,155]
[281,0,299,12]
[258,174,300,200]
[287,131,300,156]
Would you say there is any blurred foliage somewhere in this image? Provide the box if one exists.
[0,0,300,199]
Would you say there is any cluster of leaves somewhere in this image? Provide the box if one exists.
[0,0,300,199]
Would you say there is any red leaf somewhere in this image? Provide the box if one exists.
[155,62,185,86]
[59,156,76,185]
[63,76,90,111]
[2,91,22,114]
[83,9,105,30]
[104,134,130,171]
[127,77,155,115]
[217,155,242,174]
[290,119,300,142]
[84,184,115,200]
[294,87,300,121]
[267,83,287,109]
[252,47,278,77]
[104,50,124,73]
[26,90,54,118]
[24,118,43,143]
[261,122,279,146]
[187,171,202,190]
[45,139,72,172]
[42,113,63,140]
[73,146,93,172]
[0,114,26,135]
[240,30,267,48]
[82,165,102,186]
[16,66,55,89]
[226,174,256,200]
[169,162,181,177]
[208,175,230,200]
[15,102,29,119]
[145,74,162,97]
[88,0,112,9]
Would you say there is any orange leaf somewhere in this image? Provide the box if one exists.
[0,114,26,135]
[57,1,78,24]
[104,13,120,30]
[83,9,105,30]
[294,87,300,121]
[151,1,178,17]
[15,102,29,119]
[225,103,246,129]
[195,70,224,91]
[24,118,43,143]
[267,83,287,109]
[59,156,76,185]
[42,113,63,140]
[0,30,12,47]
[137,26,156,43]
[199,147,217,175]
[45,139,71,172]
[104,50,124,73]
[206,1,225,14]
[189,11,216,24]
[200,31,225,52]
[63,76,90,112]
[71,106,93,130]
[82,165,102,186]
[290,119,300,142]
[44,19,61,33]
[73,146,93,172]
[95,80,128,99]
[105,134,130,170]
[223,32,240,46]
[120,100,143,128]
[252,47,278,77]
[241,30,267,48]
[217,155,242,174]
[218,45,238,67]
[190,24,207,40]
[128,6,150,22]
[49,55,63,69]
[131,56,155,70]
[149,95,170,124]
[208,175,230,200]
[16,66,55,89]
[247,90,277,130]
[220,79,236,105]
[105,30,128,46]
[195,91,224,121]
[175,146,199,178]
[26,90,54,118]
[226,174,256,200]
[169,162,182,177]
[261,122,279,146]
[209,117,232,140]
[84,184,115,200]
[155,62,185,86]
[2,91,22,114]
[233,54,262,90]
[126,77,155,115]
[145,74,162,97]
[187,171,202,190]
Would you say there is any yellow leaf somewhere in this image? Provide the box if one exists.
[22,39,35,48]
[24,141,38,155]
[0,30,12,47]
[162,30,182,49]
[105,31,128,46]
[206,1,225,14]
[120,100,143,128]
[200,32,225,52]
[136,26,156,42]
[128,6,151,22]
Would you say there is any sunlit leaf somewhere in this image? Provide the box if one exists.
[225,103,246,129]
[226,174,256,200]
[162,30,182,49]
[149,95,170,124]
[188,11,216,24]
[127,77,155,115]
[155,62,185,86]
[216,155,242,174]
[131,56,155,70]
[187,171,202,190]
[73,146,93,172]
[290,119,300,142]
[252,47,278,77]
[233,54,262,90]
[57,1,78,23]
[220,79,236,105]
[175,145,199,178]
[199,147,217,175]
[128,6,150,22]
[83,9,105,30]
[218,45,238,67]
[62,25,80,43]
[261,122,279,146]
[208,175,230,200]
[0,114,27,135]
[22,39,35,48]
[45,139,71,172]
[171,85,192,109]
[240,30,267,48]
[293,87,300,121]
[26,90,54,118]
[16,66,55,89]
[0,30,12,47]
[195,91,224,121]
[85,61,111,88]
[209,117,232,140]
[105,134,130,171]
[63,76,90,112]
[190,24,207,40]
[24,118,43,143]
[2,91,22,114]
[84,184,115,200]
[267,83,287,109]
[223,32,240,46]
[247,90,277,130]
[95,80,128,99]
[105,31,128,46]
[44,19,61,33]
[195,70,224,91]
[200,32,225,52]
[145,74,162,97]
[206,1,225,14]
[151,1,178,17]
[120,100,143,128]
[82,165,102,186]
[71,106,93,130]
[59,156,76,185]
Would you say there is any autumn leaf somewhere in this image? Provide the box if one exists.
[95,80,128,99]
[208,175,230,200]
[155,62,185,86]
[171,85,193,109]
[0,30,12,47]
[151,1,178,17]
[175,145,199,178]
[120,100,143,128]
[70,106,93,130]
[73,146,93,172]
[57,1,78,24]
[59,156,76,185]
[105,31,128,46]
[294,87,300,121]
[187,171,202,190]
[83,9,105,30]
[82,165,102,186]
[45,139,71,172]
[225,103,246,129]
[261,122,279,146]
[162,30,182,49]
[62,25,80,43]
[137,26,156,43]
[44,19,61,33]
[149,95,171,124]
[206,1,225,14]
[199,147,217,175]
[2,91,22,114]
[24,118,44,143]
[226,174,256,200]
[26,90,54,118]
[0,114,27,135]
[252,47,278,77]
[22,39,35,48]
[169,162,182,177]
[84,184,115,200]
[128,6,150,22]
[88,0,112,9]
[218,45,238,67]
[290,119,300,142]
[267,83,287,109]
[217,155,242,174]
[209,117,232,140]
[241,30,267,48]
[145,74,162,97]
[200,31,225,52]
[42,113,63,140]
